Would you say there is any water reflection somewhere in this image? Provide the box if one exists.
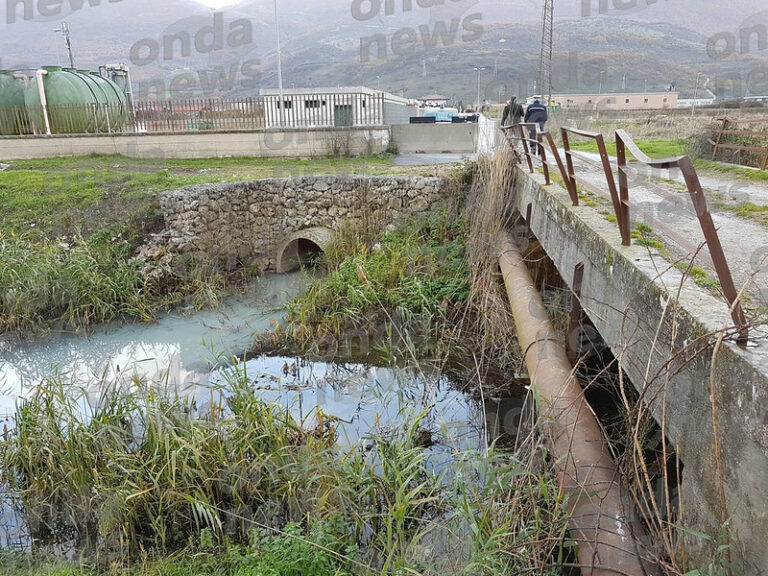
[0,273,309,423]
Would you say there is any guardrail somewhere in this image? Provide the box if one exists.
[504,123,749,344]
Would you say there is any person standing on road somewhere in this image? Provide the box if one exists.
[524,95,548,155]
[501,96,524,127]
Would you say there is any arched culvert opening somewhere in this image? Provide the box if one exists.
[281,238,323,272]
[276,227,333,273]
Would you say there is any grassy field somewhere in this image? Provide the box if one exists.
[0,154,415,238]
[693,158,768,184]
[0,153,448,334]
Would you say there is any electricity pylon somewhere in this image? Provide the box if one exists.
[538,0,553,106]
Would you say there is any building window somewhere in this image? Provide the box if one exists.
[625,98,630,103]
[278,100,292,110]
[305,99,322,109]
[607,98,614,103]
[588,99,593,104]
[362,100,366,108]
[644,98,649,103]
[663,97,668,103]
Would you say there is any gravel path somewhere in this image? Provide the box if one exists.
[564,150,768,310]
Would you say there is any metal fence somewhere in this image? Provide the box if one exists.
[710,116,768,170]
[134,98,264,132]
[0,93,387,136]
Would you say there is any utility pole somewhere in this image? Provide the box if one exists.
[538,0,554,105]
[273,0,285,126]
[692,72,703,117]
[53,22,74,68]
[474,66,485,110]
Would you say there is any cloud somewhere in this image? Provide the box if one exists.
[187,0,244,9]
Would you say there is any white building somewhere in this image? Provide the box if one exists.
[547,92,679,110]
[259,86,411,128]
[417,94,449,107]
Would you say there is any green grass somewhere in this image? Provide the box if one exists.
[693,158,768,184]
[275,210,470,354]
[733,202,768,225]
[0,153,432,334]
[567,138,688,159]
[0,154,404,238]
[675,262,722,292]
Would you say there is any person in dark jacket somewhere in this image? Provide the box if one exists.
[524,96,548,155]
[501,96,524,127]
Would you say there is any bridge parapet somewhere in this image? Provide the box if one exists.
[510,165,768,573]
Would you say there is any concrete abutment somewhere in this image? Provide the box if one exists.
[508,165,768,573]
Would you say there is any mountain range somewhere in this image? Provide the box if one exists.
[0,0,766,102]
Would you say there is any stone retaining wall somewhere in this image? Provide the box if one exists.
[149,174,451,275]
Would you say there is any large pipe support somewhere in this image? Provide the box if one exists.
[35,69,52,135]
[498,232,653,575]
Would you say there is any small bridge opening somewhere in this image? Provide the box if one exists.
[280,238,324,272]
[276,227,333,274]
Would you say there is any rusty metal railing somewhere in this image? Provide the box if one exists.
[562,127,631,245]
[502,123,578,206]
[710,116,768,170]
[505,124,749,343]
[615,129,748,343]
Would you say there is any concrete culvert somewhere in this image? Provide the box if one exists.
[276,227,333,273]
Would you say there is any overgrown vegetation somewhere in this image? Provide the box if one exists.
[265,208,470,362]
[0,368,571,576]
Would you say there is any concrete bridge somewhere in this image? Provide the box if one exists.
[505,131,768,573]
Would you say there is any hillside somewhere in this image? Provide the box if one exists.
[0,0,766,102]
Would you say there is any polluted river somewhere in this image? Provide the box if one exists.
[0,273,526,548]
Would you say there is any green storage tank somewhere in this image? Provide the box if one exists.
[87,71,128,131]
[0,70,26,135]
[24,66,128,134]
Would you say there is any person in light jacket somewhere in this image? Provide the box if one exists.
[524,96,548,155]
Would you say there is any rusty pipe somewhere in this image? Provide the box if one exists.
[498,231,653,576]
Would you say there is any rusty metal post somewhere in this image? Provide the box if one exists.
[498,232,653,576]
[542,132,579,205]
[566,263,585,365]
[677,156,749,343]
[614,135,632,246]
[519,123,534,173]
[538,133,551,184]
[561,128,578,197]
[595,134,631,246]
[615,129,748,344]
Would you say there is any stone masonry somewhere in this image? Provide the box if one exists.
[151,174,451,275]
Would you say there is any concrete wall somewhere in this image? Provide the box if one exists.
[0,127,390,160]
[140,174,451,281]
[391,123,477,154]
[509,167,768,573]
[383,102,415,125]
